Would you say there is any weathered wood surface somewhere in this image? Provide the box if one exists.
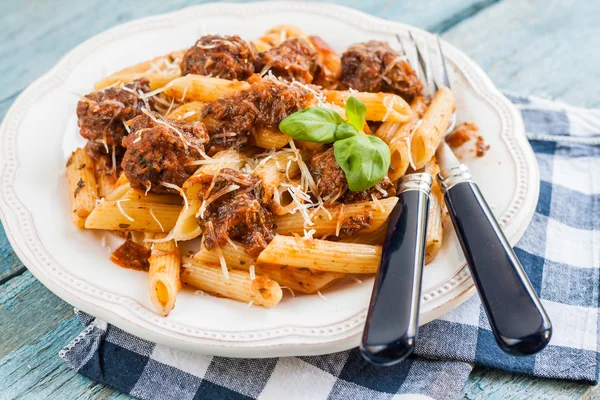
[1,0,599,399]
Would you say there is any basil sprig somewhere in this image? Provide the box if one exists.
[279,97,390,191]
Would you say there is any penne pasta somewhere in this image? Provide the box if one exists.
[66,148,98,227]
[259,25,306,47]
[166,101,206,121]
[274,197,398,236]
[181,257,282,308]
[410,87,456,169]
[257,235,382,274]
[253,151,299,204]
[424,157,443,264]
[124,188,182,205]
[341,223,388,246]
[257,263,345,294]
[252,127,291,150]
[376,117,417,182]
[194,241,344,294]
[85,200,181,232]
[164,74,251,103]
[147,233,181,316]
[324,90,413,123]
[252,39,272,52]
[94,50,185,91]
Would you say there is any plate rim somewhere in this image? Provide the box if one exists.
[0,1,539,357]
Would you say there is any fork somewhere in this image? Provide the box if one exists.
[409,33,552,356]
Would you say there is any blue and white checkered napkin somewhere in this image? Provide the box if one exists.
[60,95,600,400]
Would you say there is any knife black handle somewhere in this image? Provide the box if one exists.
[441,167,552,356]
[360,173,431,366]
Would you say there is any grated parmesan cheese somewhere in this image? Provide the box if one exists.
[335,204,346,236]
[159,181,189,210]
[149,208,164,232]
[249,265,256,280]
[317,290,328,301]
[280,286,296,298]
[116,199,134,222]
[371,194,385,213]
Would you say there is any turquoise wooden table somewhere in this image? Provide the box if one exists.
[1,0,598,398]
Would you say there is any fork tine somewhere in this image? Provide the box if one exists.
[435,34,451,89]
[407,32,432,90]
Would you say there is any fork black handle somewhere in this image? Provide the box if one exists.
[441,167,552,355]
[360,173,431,366]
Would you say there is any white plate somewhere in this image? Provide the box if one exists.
[0,2,538,357]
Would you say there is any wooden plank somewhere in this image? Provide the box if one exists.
[0,271,131,399]
[0,0,487,121]
[442,0,600,107]
[0,225,24,285]
[462,366,592,399]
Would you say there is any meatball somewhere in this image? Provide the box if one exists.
[255,38,318,84]
[121,113,209,194]
[340,41,423,102]
[202,76,312,153]
[200,168,274,256]
[310,147,347,202]
[180,35,256,80]
[77,79,151,156]
[309,147,396,204]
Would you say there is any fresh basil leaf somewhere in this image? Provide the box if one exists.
[334,123,360,140]
[279,107,344,143]
[345,96,367,132]
[333,135,390,192]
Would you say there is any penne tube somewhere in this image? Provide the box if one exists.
[252,127,290,150]
[411,96,428,118]
[171,149,244,241]
[410,87,456,169]
[259,25,306,47]
[323,90,413,123]
[66,148,98,228]
[85,200,181,232]
[254,151,299,204]
[181,257,282,308]
[252,39,272,52]
[194,241,344,294]
[424,157,443,264]
[341,223,388,246]
[166,101,206,121]
[94,50,185,91]
[147,233,181,316]
[376,117,417,182]
[274,197,398,236]
[194,241,255,270]
[164,75,251,103]
[124,188,182,205]
[257,235,382,274]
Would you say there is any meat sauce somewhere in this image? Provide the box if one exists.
[110,240,151,271]
[200,168,275,256]
[121,112,209,194]
[339,41,423,102]
[181,35,257,80]
[201,76,312,154]
[445,122,488,157]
